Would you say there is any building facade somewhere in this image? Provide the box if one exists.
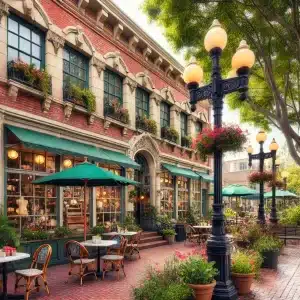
[0,0,212,233]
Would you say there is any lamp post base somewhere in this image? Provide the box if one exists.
[207,236,238,300]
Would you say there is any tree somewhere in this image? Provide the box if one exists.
[142,0,300,164]
[280,164,300,195]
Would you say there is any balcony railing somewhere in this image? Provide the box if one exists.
[7,61,52,95]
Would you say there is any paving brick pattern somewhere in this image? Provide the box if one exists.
[4,243,300,300]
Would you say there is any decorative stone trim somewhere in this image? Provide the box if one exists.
[8,85,18,101]
[88,114,95,125]
[122,127,128,136]
[143,47,152,61]
[150,93,161,106]
[104,120,111,131]
[129,36,139,52]
[92,57,106,77]
[23,0,33,18]
[104,52,129,74]
[47,31,65,55]
[154,56,163,68]
[161,86,175,103]
[64,102,73,120]
[166,65,174,77]
[42,97,52,113]
[0,0,9,21]
[124,77,137,93]
[113,23,123,40]
[77,0,89,10]
[96,8,108,28]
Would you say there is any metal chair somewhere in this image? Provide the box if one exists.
[125,231,142,260]
[101,238,128,280]
[184,224,200,245]
[65,240,97,285]
[15,244,52,300]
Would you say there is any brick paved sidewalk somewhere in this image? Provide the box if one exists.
[5,243,300,300]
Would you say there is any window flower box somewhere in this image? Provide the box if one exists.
[248,171,273,184]
[7,60,52,97]
[104,99,129,124]
[136,115,157,135]
[161,126,179,143]
[181,135,192,148]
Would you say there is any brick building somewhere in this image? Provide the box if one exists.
[0,0,212,233]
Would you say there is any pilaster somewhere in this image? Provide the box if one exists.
[123,77,137,127]
[0,4,8,81]
[149,93,161,137]
[170,106,181,136]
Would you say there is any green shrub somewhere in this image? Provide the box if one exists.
[179,256,218,285]
[91,225,105,235]
[69,84,96,113]
[224,208,236,219]
[0,216,20,248]
[162,228,176,236]
[22,229,49,241]
[231,250,263,275]
[254,235,283,252]
[280,205,300,225]
[54,226,72,238]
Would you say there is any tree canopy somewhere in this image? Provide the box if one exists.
[142,0,300,164]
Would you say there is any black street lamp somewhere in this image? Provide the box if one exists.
[183,20,255,300]
[247,133,279,224]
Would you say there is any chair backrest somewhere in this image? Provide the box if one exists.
[109,234,123,249]
[31,244,52,273]
[65,240,89,262]
[120,238,128,256]
[131,231,142,246]
[184,224,195,235]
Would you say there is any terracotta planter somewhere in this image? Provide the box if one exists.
[188,280,216,300]
[165,235,175,244]
[231,273,255,295]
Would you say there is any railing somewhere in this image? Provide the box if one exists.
[7,61,52,95]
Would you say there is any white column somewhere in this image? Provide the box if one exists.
[149,94,160,137]
[0,11,8,81]
[170,107,180,139]
[188,116,196,137]
[123,77,137,127]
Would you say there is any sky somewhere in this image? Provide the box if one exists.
[111,0,287,161]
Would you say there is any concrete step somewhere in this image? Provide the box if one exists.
[139,239,169,250]
[141,231,158,238]
[140,235,164,244]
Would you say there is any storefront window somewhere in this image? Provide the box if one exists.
[192,179,201,215]
[96,164,122,224]
[6,149,57,233]
[160,172,174,217]
[178,176,189,219]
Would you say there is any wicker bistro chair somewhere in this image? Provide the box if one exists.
[107,234,124,255]
[184,224,200,245]
[65,240,97,285]
[101,238,128,280]
[125,231,142,260]
[15,244,52,300]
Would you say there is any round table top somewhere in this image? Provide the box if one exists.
[102,231,137,237]
[81,240,117,247]
[0,252,30,264]
[193,225,212,229]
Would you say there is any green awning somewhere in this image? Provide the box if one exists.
[197,172,214,183]
[162,163,199,179]
[7,125,140,170]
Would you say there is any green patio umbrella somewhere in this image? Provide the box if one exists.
[33,162,139,240]
[264,189,298,198]
[209,184,258,196]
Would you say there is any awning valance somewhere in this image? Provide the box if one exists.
[7,125,140,170]
[162,163,199,179]
[197,172,214,183]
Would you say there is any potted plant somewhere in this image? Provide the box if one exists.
[179,256,218,300]
[162,228,176,244]
[231,250,263,295]
[169,127,179,143]
[54,226,72,238]
[254,235,283,269]
[196,125,247,160]
[68,84,96,113]
[0,216,20,248]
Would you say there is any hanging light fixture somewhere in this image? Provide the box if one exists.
[7,149,19,160]
[35,154,45,165]
[63,159,72,168]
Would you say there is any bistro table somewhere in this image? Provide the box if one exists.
[102,231,137,238]
[193,225,212,230]
[193,225,212,243]
[0,252,30,300]
[81,240,117,277]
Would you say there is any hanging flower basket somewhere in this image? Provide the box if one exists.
[248,171,273,184]
[267,179,284,189]
[196,125,247,160]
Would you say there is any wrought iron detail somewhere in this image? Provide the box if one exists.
[222,77,242,94]
[191,83,212,103]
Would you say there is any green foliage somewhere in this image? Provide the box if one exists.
[133,256,192,300]
[224,208,236,219]
[161,126,179,143]
[185,207,197,225]
[162,228,176,236]
[254,235,283,253]
[281,165,300,195]
[0,216,20,248]
[181,135,192,148]
[156,214,174,232]
[142,204,158,219]
[54,226,72,238]
[280,205,300,225]
[22,229,49,241]
[179,256,218,285]
[231,250,262,275]
[123,215,141,231]
[91,225,105,235]
[69,85,96,113]
[136,115,157,134]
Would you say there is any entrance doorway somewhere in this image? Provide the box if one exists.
[134,153,151,224]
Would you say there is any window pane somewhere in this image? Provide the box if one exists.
[63,60,69,73]
[32,32,41,45]
[70,64,76,76]
[8,18,18,34]
[8,48,18,62]
[19,38,31,54]
[63,50,69,61]
[32,58,40,69]
[19,52,30,64]
[32,44,41,59]
[8,32,18,48]
[70,52,77,64]
[19,25,30,40]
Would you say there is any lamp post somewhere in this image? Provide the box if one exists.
[270,139,279,224]
[281,170,289,208]
[183,20,255,300]
[247,132,279,224]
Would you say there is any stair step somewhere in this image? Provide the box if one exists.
[141,231,159,238]
[140,236,164,244]
[140,240,169,250]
